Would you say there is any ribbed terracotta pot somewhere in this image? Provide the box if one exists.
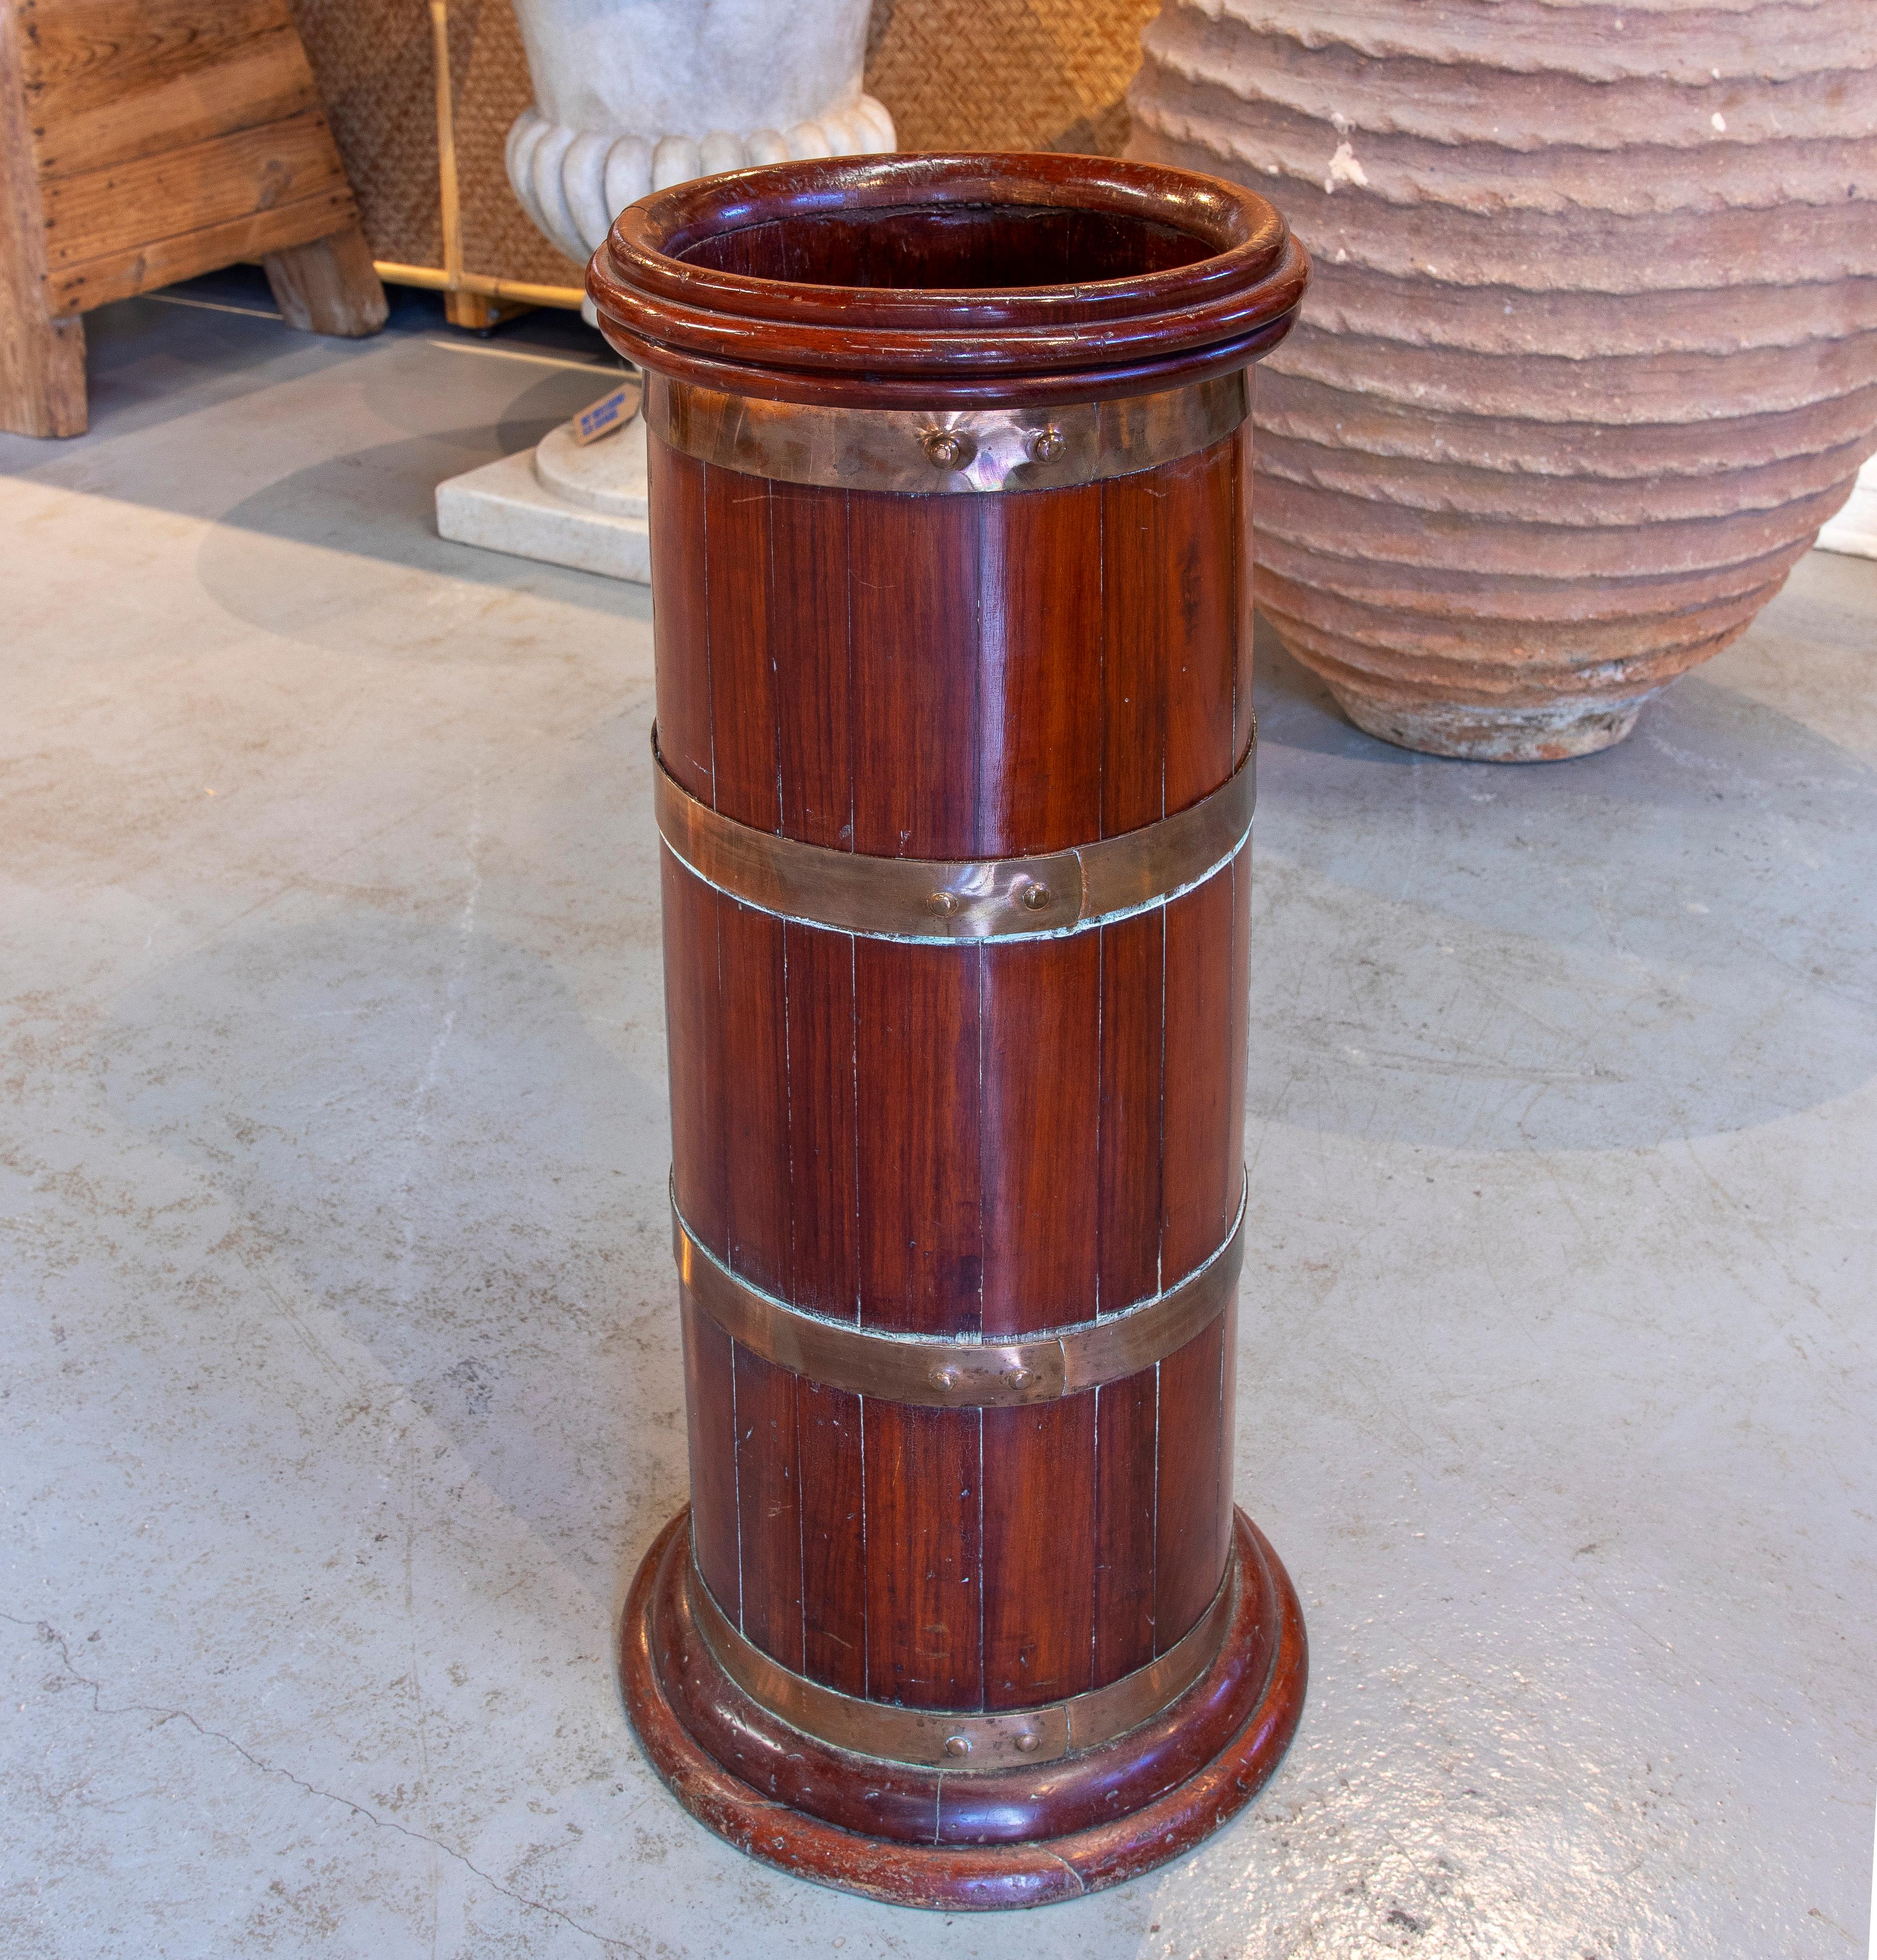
[1128,0,1877,760]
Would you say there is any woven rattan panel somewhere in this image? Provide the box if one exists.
[866,0,1158,156]
[289,0,1154,290]
[287,0,444,270]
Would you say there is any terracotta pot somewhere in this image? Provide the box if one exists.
[1128,0,1877,759]
[588,154,1308,1909]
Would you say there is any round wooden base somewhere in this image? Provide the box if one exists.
[618,1505,1307,1911]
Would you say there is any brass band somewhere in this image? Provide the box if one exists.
[645,369,1250,496]
[674,1187,1244,1409]
[688,1541,1238,1771]
[653,735,1254,944]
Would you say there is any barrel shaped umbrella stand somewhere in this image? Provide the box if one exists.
[589,154,1310,1911]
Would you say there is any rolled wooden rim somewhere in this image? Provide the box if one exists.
[608,155,1288,332]
[653,731,1254,943]
[646,369,1249,494]
[674,1185,1245,1408]
[687,1540,1238,1771]
[589,153,1308,407]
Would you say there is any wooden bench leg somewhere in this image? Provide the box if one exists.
[0,290,86,439]
[263,225,388,338]
[2,0,86,438]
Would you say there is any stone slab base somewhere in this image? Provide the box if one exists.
[435,417,651,584]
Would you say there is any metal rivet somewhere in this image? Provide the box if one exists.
[929,1364,959,1391]
[944,1735,972,1758]
[1014,1732,1041,1754]
[1020,882,1051,911]
[1028,426,1065,464]
[928,889,962,916]
[921,428,972,470]
[1005,1366,1035,1389]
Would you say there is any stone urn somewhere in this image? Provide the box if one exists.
[505,0,896,265]
[1128,0,1877,759]
[436,0,895,583]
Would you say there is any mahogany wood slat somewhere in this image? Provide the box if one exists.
[1093,1369,1161,1681]
[1153,1317,1230,1656]
[717,901,790,1297]
[680,1298,740,1623]
[731,1348,802,1667]
[782,924,858,1323]
[702,469,780,831]
[768,480,854,849]
[600,152,1307,1908]
[647,439,714,802]
[796,1380,867,1696]
[1096,909,1165,1313]
[982,1395,1096,1710]
[1162,870,1240,1286]
[978,935,1101,1336]
[847,491,984,859]
[854,938,982,1336]
[863,1404,984,1711]
[976,485,1106,854]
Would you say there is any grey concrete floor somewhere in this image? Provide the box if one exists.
[2,271,1874,1960]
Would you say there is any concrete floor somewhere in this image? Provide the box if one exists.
[3,272,1874,1960]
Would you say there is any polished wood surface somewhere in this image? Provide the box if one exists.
[592,152,1306,407]
[596,150,1306,1907]
[656,436,1251,1701]
[622,1505,1307,1906]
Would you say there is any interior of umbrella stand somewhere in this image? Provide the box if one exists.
[675,202,1217,289]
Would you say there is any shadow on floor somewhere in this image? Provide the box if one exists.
[1248,616,1877,1151]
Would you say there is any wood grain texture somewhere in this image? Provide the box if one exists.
[731,1349,802,1666]
[43,191,355,316]
[848,490,983,858]
[783,924,858,1323]
[262,224,387,336]
[863,1403,983,1710]
[718,901,791,1298]
[622,1506,1306,1898]
[38,108,344,272]
[5,0,374,363]
[978,934,1100,1336]
[854,937,982,1337]
[652,448,1250,1705]
[1153,1316,1229,1654]
[680,1297,740,1620]
[982,1394,1096,1708]
[1093,1367,1160,1680]
[18,0,315,176]
[975,485,1106,854]
[0,0,84,436]
[797,1380,867,1696]
[646,437,713,801]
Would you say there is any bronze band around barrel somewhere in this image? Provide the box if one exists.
[688,1540,1238,1771]
[644,370,1249,496]
[653,734,1253,944]
[674,1187,1244,1409]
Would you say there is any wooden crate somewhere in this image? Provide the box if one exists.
[1,0,386,436]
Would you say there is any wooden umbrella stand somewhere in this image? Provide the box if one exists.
[589,153,1310,1911]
